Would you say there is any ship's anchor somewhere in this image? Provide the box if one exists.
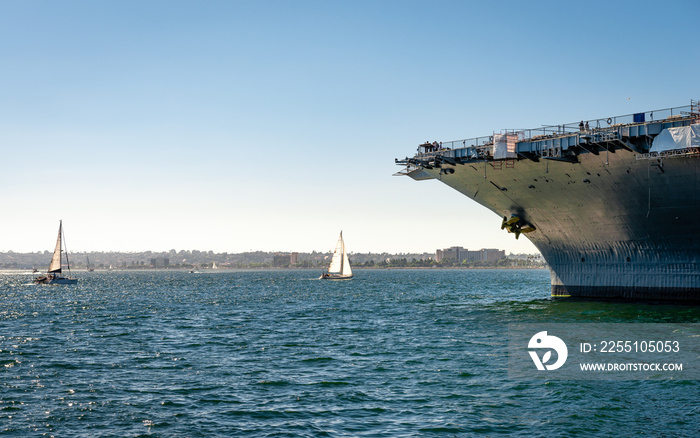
[501,214,536,239]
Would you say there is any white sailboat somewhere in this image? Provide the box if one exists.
[320,231,353,280]
[35,221,78,285]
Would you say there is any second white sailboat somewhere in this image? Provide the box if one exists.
[320,231,353,280]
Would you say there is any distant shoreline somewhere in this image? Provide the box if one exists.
[4,266,548,273]
[1,250,544,271]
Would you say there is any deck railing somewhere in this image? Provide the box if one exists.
[436,104,694,151]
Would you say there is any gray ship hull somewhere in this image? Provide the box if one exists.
[398,106,700,301]
[436,151,698,300]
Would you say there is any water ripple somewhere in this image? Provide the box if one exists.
[1,269,699,436]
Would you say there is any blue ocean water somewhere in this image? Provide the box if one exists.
[1,269,699,437]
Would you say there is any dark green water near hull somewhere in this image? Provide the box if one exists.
[1,269,698,437]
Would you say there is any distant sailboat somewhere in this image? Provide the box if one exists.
[212,261,218,270]
[320,231,353,280]
[86,255,94,272]
[35,221,78,285]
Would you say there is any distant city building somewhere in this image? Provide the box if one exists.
[482,248,505,262]
[436,246,466,263]
[435,246,505,263]
[273,253,298,267]
[150,257,170,268]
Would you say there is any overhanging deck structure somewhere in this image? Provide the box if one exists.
[398,104,698,171]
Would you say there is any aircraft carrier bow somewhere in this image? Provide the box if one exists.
[396,101,700,301]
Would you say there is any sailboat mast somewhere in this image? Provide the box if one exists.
[339,231,344,274]
[62,221,72,277]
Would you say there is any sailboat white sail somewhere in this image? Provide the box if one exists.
[342,246,352,278]
[49,225,62,274]
[320,231,353,280]
[35,221,78,285]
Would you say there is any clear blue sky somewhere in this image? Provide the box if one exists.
[1,0,698,254]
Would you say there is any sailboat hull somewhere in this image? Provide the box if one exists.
[319,274,354,280]
[34,276,78,285]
